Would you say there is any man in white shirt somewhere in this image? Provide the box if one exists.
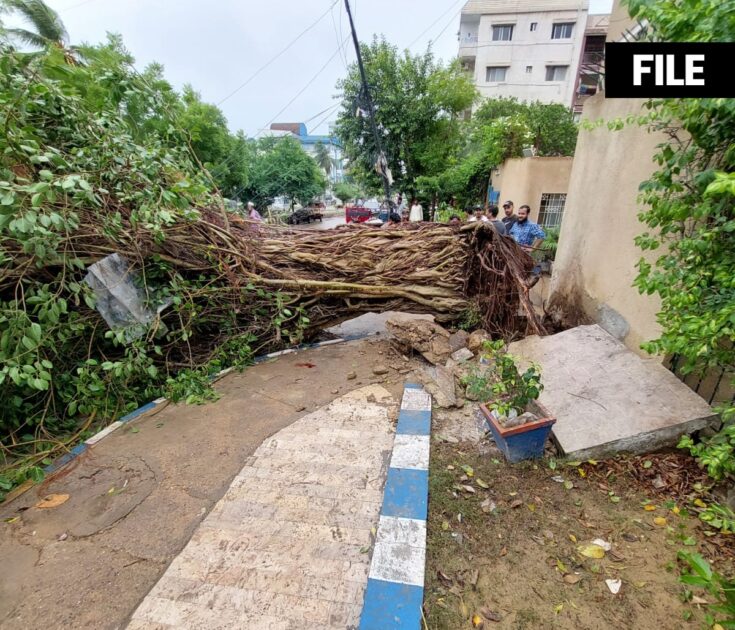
[408,198,423,222]
[467,206,489,223]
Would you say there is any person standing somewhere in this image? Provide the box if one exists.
[488,205,506,235]
[501,200,517,231]
[509,204,545,250]
[510,205,545,287]
[408,198,423,222]
[468,206,489,223]
[247,201,262,222]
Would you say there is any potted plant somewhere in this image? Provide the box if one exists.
[463,341,555,462]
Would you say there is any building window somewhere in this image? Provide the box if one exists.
[538,193,567,228]
[492,24,514,41]
[485,66,508,82]
[545,65,568,81]
[551,22,575,39]
[525,65,533,73]
[530,22,537,31]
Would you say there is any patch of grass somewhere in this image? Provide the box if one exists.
[424,442,709,629]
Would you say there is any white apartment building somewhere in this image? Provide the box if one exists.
[459,0,590,107]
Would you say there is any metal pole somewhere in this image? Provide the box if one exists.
[343,0,392,204]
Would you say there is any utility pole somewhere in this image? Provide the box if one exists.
[343,0,392,206]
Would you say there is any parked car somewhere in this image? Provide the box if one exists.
[286,207,323,225]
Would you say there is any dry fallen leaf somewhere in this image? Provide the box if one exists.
[35,494,69,509]
[476,479,489,489]
[510,499,523,509]
[480,498,497,514]
[569,534,577,543]
[437,570,452,585]
[461,464,475,478]
[499,546,508,557]
[644,505,657,512]
[691,595,709,605]
[653,516,667,527]
[693,498,707,508]
[563,574,581,585]
[577,543,606,559]
[480,607,502,622]
[441,521,450,531]
[472,614,484,628]
[462,485,476,494]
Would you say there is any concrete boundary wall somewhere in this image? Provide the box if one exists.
[548,92,665,357]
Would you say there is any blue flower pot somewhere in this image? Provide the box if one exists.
[479,401,556,463]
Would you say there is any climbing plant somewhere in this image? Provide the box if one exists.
[623,0,735,508]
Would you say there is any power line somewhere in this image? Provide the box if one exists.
[426,6,464,48]
[331,2,349,70]
[303,102,340,126]
[407,0,466,50]
[216,0,339,107]
[258,37,349,136]
[309,103,340,135]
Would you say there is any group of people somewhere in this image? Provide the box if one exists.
[447,199,546,250]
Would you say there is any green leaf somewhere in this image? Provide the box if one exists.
[21,336,36,351]
[29,323,42,342]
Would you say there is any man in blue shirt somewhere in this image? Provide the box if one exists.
[509,204,545,251]
[509,204,545,288]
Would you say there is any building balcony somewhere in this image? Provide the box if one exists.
[458,34,478,57]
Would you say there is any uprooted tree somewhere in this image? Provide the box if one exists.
[0,46,541,490]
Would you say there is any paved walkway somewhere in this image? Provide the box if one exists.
[127,385,396,630]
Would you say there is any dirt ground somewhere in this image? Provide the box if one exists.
[0,337,419,630]
[424,408,731,630]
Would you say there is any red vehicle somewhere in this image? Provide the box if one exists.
[345,205,373,223]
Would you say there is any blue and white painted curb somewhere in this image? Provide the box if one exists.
[360,383,432,630]
[41,338,347,477]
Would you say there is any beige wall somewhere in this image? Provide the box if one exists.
[548,92,664,357]
[493,156,573,219]
[607,0,636,42]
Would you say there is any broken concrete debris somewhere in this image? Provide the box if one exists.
[467,329,491,354]
[449,329,469,353]
[419,364,459,408]
[451,347,474,363]
[385,316,452,365]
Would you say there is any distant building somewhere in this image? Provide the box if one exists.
[572,13,608,118]
[266,123,344,184]
[458,0,607,112]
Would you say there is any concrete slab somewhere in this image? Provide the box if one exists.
[326,311,434,340]
[508,325,719,460]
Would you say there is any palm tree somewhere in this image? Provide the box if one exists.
[0,0,71,57]
[314,141,333,178]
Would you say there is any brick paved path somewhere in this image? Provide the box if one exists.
[127,385,395,630]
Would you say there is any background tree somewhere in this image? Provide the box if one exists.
[473,97,578,157]
[246,137,326,209]
[333,181,361,203]
[313,141,333,179]
[335,37,476,196]
[0,0,67,49]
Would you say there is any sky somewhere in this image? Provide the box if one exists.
[36,0,612,137]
